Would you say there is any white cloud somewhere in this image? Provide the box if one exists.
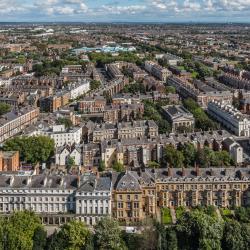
[102,5,146,15]
[0,0,27,14]
[1,0,250,20]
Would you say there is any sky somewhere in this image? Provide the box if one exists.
[0,0,250,23]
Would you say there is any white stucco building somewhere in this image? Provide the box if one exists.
[55,145,82,166]
[207,101,250,136]
[41,124,83,147]
[0,173,112,226]
[67,80,90,100]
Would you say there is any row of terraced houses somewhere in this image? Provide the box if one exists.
[0,167,250,225]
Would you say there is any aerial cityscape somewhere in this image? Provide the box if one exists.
[0,1,250,250]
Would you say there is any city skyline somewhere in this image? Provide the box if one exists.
[1,0,250,23]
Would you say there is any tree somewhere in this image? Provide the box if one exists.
[0,102,11,116]
[196,147,214,168]
[98,160,106,172]
[3,136,54,164]
[222,220,244,250]
[57,117,73,129]
[163,145,184,168]
[180,143,197,167]
[139,218,158,250]
[122,231,142,250]
[235,207,250,223]
[32,227,47,250]
[241,223,250,250]
[94,217,127,250]
[147,161,160,168]
[123,82,146,94]
[158,225,178,250]
[176,210,224,250]
[183,98,218,131]
[5,211,45,250]
[90,80,101,90]
[214,151,232,166]
[66,156,75,169]
[0,217,6,249]
[49,220,91,250]
[112,161,125,172]
[165,86,176,94]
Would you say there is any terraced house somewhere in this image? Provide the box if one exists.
[0,173,112,226]
[112,167,250,223]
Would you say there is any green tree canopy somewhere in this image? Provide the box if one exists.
[112,161,125,172]
[94,217,127,250]
[222,220,244,250]
[179,143,197,167]
[5,211,45,250]
[183,98,218,131]
[163,144,184,168]
[3,136,54,164]
[123,82,146,94]
[157,224,178,250]
[147,161,160,168]
[98,160,106,172]
[57,117,73,129]
[66,156,75,169]
[176,210,224,250]
[90,80,101,90]
[49,220,91,250]
[0,102,11,116]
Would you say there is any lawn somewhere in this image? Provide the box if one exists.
[177,65,185,70]
[176,206,186,220]
[191,71,198,78]
[161,208,172,224]
[220,208,233,219]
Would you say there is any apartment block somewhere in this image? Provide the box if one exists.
[40,91,70,113]
[40,124,83,147]
[0,151,19,171]
[0,173,112,226]
[207,101,250,136]
[112,167,250,223]
[168,76,232,108]
[145,61,171,81]
[78,96,106,114]
[0,106,39,143]
[103,103,144,123]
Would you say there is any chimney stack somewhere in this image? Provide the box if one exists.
[182,167,186,177]
[77,175,81,188]
[168,167,172,177]
[195,162,200,176]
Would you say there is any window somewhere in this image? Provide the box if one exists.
[127,202,131,209]
[134,202,139,208]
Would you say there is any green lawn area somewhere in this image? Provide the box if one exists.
[161,208,172,224]
[177,66,185,70]
[220,208,233,219]
[191,71,198,78]
[176,206,186,220]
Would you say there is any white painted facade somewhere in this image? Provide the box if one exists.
[207,101,250,136]
[41,125,83,147]
[67,80,90,99]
